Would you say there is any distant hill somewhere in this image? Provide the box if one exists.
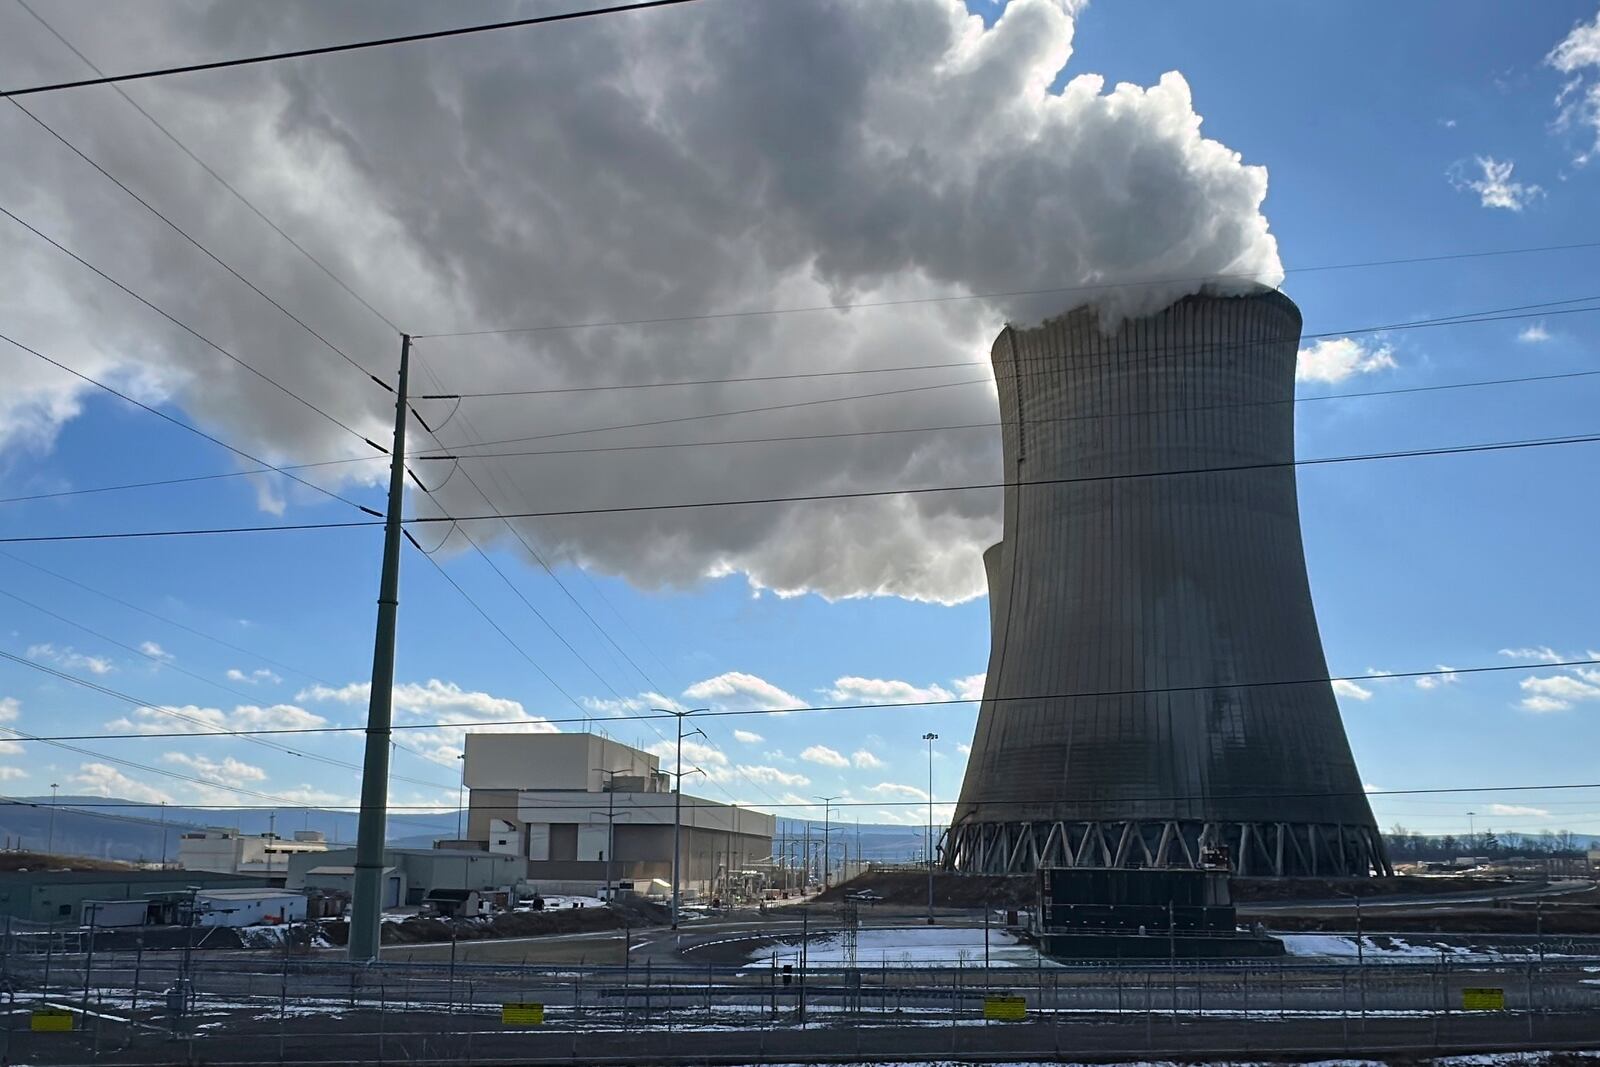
[0,796,942,866]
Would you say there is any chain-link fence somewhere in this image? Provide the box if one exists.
[3,934,1600,1065]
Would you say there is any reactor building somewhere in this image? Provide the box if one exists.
[947,288,1387,878]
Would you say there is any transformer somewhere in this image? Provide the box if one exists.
[947,289,1387,878]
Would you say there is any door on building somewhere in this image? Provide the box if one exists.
[385,876,401,909]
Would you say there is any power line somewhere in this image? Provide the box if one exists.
[413,242,1600,339]
[10,361,1599,508]
[421,295,1600,398]
[0,647,454,793]
[0,331,377,513]
[13,0,404,335]
[0,656,1592,741]
[11,425,1595,544]
[0,0,710,99]
[0,205,377,445]
[0,587,454,790]
[5,94,381,378]
[14,779,1600,812]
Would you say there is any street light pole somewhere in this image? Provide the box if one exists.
[815,796,839,891]
[593,767,627,901]
[922,732,938,925]
[655,707,708,930]
[47,782,59,855]
[1467,811,1477,854]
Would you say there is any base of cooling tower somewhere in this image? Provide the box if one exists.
[945,817,1391,878]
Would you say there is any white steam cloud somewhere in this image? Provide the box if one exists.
[0,0,1281,603]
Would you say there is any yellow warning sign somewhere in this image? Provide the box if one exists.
[501,1002,544,1025]
[1462,987,1505,1011]
[983,995,1026,1021]
[30,1009,74,1032]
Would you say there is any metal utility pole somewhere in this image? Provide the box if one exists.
[923,732,938,924]
[816,796,839,891]
[349,334,411,963]
[655,707,707,929]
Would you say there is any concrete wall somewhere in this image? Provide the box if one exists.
[464,734,661,792]
[951,290,1383,875]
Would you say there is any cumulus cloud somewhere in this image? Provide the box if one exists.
[732,729,764,744]
[851,749,885,769]
[1415,666,1460,690]
[1518,323,1552,344]
[162,752,268,784]
[298,679,553,764]
[867,781,931,801]
[226,667,282,685]
[71,762,173,804]
[0,0,1281,605]
[1500,646,1566,664]
[827,677,955,704]
[801,745,850,768]
[139,641,174,662]
[27,643,113,675]
[682,673,804,711]
[1331,679,1374,702]
[1448,156,1543,211]
[1518,670,1600,712]
[953,674,987,701]
[1548,8,1600,163]
[106,702,327,734]
[1295,338,1398,385]
[734,764,810,788]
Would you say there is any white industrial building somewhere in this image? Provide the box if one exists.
[194,888,307,927]
[178,827,330,879]
[463,734,775,899]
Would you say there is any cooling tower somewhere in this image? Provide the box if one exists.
[948,289,1387,878]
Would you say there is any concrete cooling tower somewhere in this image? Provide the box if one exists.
[948,289,1388,878]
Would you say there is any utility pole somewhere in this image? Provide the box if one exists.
[655,707,707,929]
[47,782,59,854]
[349,335,411,962]
[456,753,467,840]
[923,732,938,925]
[816,796,839,891]
[593,767,628,901]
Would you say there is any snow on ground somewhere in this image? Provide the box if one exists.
[521,894,608,910]
[1280,934,1454,959]
[743,926,1036,969]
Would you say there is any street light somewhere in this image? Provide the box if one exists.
[1467,810,1477,853]
[654,707,708,930]
[815,796,840,891]
[456,753,467,841]
[593,766,630,901]
[922,733,938,925]
[47,782,59,855]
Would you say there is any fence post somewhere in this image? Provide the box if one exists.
[128,934,143,1050]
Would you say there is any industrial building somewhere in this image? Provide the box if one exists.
[463,733,775,897]
[950,289,1386,878]
[177,827,330,878]
[0,869,271,924]
[193,888,307,927]
[285,847,523,909]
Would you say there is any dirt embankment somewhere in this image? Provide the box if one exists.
[815,871,1033,908]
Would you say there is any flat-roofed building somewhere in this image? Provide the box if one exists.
[464,733,774,899]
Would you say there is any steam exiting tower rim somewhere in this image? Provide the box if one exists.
[948,289,1388,878]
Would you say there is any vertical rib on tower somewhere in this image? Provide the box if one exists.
[947,289,1388,878]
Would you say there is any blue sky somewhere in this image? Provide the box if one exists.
[1,0,1598,847]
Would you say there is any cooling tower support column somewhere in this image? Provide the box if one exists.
[949,290,1388,878]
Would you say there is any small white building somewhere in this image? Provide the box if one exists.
[193,888,307,927]
[179,827,329,878]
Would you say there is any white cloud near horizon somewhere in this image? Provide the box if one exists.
[801,745,850,768]
[1295,338,1397,384]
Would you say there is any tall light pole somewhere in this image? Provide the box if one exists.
[593,767,628,900]
[456,753,467,840]
[923,732,938,925]
[815,796,839,891]
[1467,811,1477,854]
[655,707,708,929]
[47,782,59,855]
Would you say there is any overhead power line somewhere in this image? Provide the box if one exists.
[13,0,404,335]
[0,331,376,514]
[7,425,1597,545]
[0,206,377,445]
[0,0,709,99]
[0,656,1592,741]
[414,241,1600,339]
[10,360,1599,508]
